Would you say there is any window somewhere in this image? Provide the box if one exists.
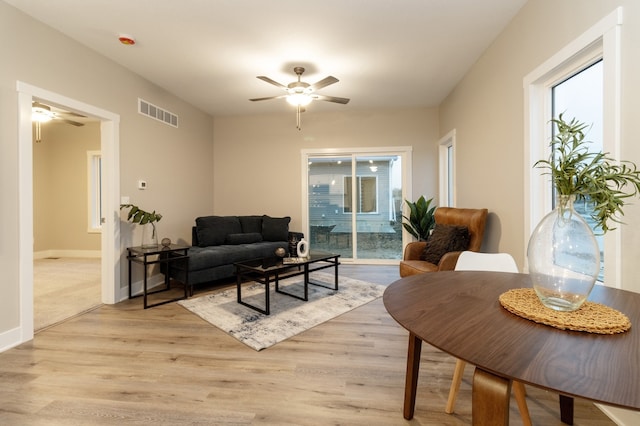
[344,176,378,213]
[552,61,604,280]
[524,8,622,287]
[87,151,102,232]
[438,130,456,207]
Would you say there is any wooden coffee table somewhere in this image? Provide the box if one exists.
[234,251,340,315]
[383,271,640,425]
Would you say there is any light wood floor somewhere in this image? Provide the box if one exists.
[34,257,102,331]
[1,265,614,425]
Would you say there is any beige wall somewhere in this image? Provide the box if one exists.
[212,108,440,233]
[33,121,101,253]
[438,0,640,287]
[0,2,214,336]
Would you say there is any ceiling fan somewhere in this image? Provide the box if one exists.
[32,101,86,127]
[32,101,86,143]
[250,67,350,130]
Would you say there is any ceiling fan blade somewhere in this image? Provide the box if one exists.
[256,76,287,89]
[309,76,338,91]
[60,118,85,127]
[249,95,287,102]
[63,111,87,118]
[313,95,350,104]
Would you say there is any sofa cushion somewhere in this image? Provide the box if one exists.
[262,215,290,241]
[195,216,242,247]
[420,224,470,264]
[239,215,263,234]
[226,232,263,245]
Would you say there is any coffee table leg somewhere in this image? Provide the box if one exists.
[472,368,511,426]
[403,332,422,419]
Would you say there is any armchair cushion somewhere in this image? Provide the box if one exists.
[420,224,470,264]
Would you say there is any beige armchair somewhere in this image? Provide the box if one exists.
[399,207,488,277]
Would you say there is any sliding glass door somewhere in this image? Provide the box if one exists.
[305,149,407,262]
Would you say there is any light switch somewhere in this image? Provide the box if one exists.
[138,180,147,190]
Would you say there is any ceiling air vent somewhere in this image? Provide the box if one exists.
[138,98,178,128]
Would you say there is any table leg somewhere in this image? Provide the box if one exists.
[559,394,574,425]
[403,332,422,420]
[143,257,149,309]
[472,368,511,426]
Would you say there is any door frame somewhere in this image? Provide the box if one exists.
[17,81,120,343]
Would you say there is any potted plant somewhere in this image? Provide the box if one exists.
[528,114,640,311]
[120,204,163,248]
[402,196,436,241]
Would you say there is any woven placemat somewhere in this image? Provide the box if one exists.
[499,288,630,334]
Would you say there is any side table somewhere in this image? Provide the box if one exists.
[127,244,190,309]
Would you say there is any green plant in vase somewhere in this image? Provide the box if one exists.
[534,113,640,233]
[120,204,163,248]
[402,196,436,241]
[528,114,640,311]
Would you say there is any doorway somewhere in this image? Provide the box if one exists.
[17,82,120,342]
[32,113,102,330]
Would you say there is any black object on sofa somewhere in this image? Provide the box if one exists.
[167,215,301,290]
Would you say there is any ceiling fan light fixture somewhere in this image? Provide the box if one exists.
[32,106,54,123]
[286,93,312,106]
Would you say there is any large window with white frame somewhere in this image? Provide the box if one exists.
[523,7,622,287]
[302,147,412,263]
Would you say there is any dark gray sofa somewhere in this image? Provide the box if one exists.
[167,215,299,290]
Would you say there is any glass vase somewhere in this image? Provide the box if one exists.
[527,194,600,311]
[141,222,159,249]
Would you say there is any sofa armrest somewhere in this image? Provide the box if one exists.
[192,226,199,246]
[288,231,304,241]
[403,241,427,261]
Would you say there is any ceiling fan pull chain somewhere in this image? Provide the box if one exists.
[296,104,302,130]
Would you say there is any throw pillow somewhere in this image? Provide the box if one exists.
[239,215,263,234]
[420,224,470,264]
[195,216,242,247]
[262,215,291,242]
[226,232,263,245]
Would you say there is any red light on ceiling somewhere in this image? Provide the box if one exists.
[118,34,136,45]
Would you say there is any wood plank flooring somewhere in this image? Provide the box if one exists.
[1,265,615,425]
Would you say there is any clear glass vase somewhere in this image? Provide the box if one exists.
[141,222,158,249]
[527,194,600,311]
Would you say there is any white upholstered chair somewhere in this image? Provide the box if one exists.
[445,251,531,426]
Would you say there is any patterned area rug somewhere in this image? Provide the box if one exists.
[178,272,386,351]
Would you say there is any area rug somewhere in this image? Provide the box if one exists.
[178,272,386,351]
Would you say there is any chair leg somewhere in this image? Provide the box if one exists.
[513,381,532,426]
[445,358,466,414]
[446,360,532,426]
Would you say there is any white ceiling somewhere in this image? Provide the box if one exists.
[7,0,527,117]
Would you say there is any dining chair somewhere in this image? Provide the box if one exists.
[445,251,532,426]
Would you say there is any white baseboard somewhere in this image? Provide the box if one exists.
[34,250,101,259]
[0,326,24,353]
[119,274,167,302]
[597,404,640,425]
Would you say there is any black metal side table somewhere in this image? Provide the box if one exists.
[127,244,190,309]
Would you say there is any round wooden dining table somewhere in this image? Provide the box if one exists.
[383,271,640,425]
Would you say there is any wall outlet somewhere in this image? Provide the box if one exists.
[138,180,147,190]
